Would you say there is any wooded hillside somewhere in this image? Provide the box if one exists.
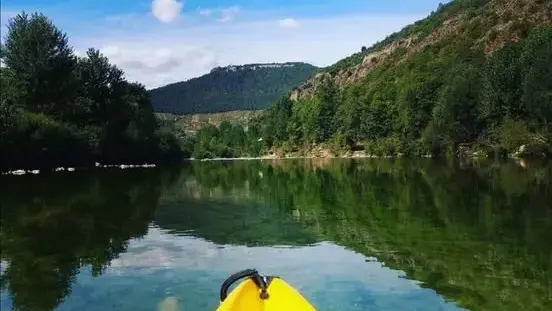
[149,63,318,115]
[187,0,552,159]
[257,0,552,158]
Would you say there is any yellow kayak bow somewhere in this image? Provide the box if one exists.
[216,269,317,311]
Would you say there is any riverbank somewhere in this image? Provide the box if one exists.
[257,142,549,161]
[1,163,157,176]
[3,145,544,176]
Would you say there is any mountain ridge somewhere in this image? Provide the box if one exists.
[149,62,319,115]
[209,62,310,73]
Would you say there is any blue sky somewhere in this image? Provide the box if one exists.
[1,0,447,88]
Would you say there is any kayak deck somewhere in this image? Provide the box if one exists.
[216,274,317,311]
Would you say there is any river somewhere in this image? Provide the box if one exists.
[1,159,551,311]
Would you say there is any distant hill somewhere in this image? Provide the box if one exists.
[149,62,319,115]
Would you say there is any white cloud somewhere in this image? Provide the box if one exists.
[99,44,218,88]
[216,5,240,23]
[197,8,213,16]
[152,0,183,23]
[279,18,300,28]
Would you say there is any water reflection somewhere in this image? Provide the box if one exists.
[0,169,177,311]
[0,159,551,311]
[184,159,551,311]
[47,226,461,311]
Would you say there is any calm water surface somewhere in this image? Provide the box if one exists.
[1,159,551,311]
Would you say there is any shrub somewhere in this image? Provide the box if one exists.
[496,118,530,152]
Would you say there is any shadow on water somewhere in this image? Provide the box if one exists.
[1,159,551,311]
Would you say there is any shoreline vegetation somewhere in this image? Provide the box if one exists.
[2,1,551,171]
[4,149,541,176]
[0,13,183,173]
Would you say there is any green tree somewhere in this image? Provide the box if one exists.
[336,85,361,145]
[262,96,293,147]
[314,77,338,142]
[193,124,220,159]
[431,65,483,146]
[397,78,440,140]
[359,82,397,140]
[246,121,267,156]
[520,27,552,130]
[481,44,523,125]
[2,12,77,117]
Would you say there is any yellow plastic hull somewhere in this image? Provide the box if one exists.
[216,278,317,311]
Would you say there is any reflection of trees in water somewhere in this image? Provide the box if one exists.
[185,159,552,311]
[1,160,550,311]
[0,169,178,311]
[153,171,321,247]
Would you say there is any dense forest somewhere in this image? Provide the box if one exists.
[187,0,552,159]
[149,63,318,114]
[0,13,183,171]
